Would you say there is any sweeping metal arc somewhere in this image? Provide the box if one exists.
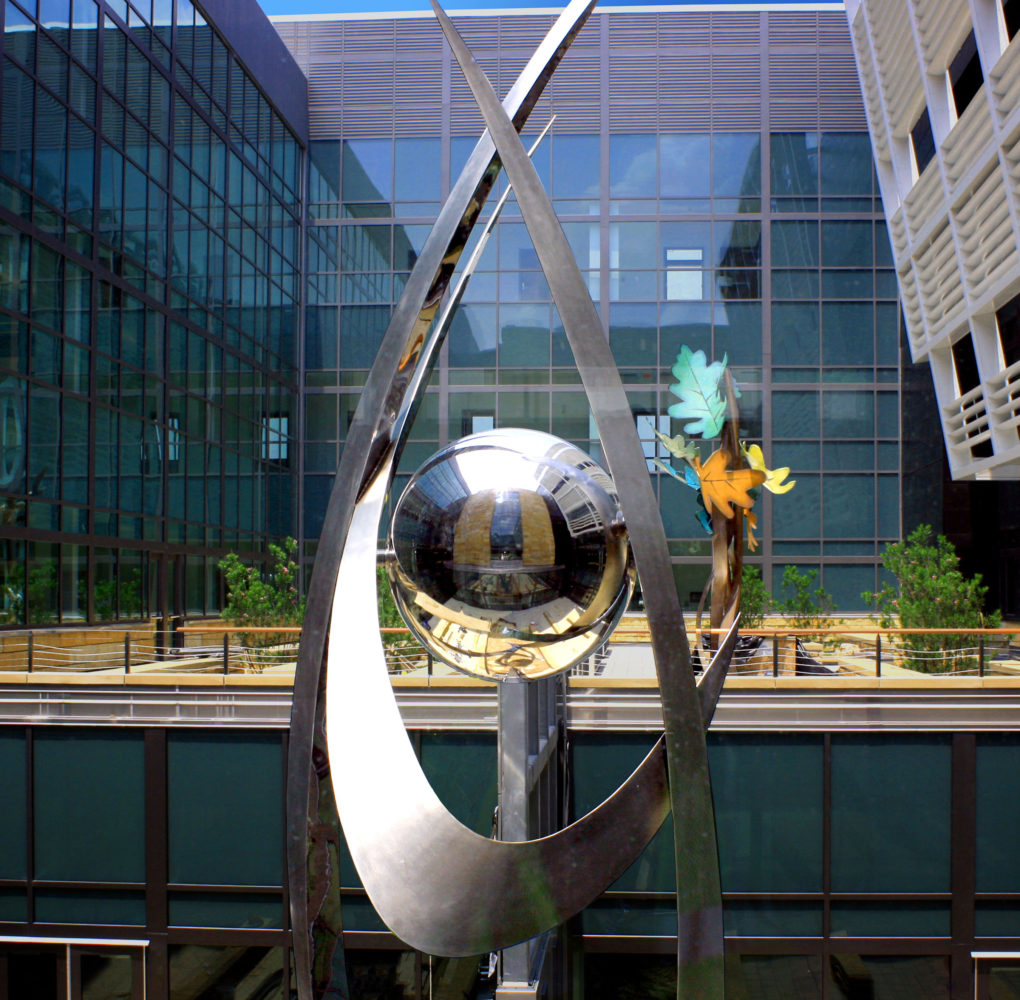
[289,0,732,992]
[428,6,725,996]
[287,2,597,992]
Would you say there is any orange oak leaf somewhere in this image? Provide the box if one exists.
[692,448,765,519]
[744,509,759,551]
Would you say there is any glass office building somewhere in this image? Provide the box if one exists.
[277,6,908,612]
[0,0,305,626]
[2,3,1020,1000]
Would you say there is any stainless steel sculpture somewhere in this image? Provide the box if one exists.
[389,429,634,680]
[287,2,732,997]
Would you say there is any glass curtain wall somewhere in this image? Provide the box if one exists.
[0,0,301,625]
[304,128,898,609]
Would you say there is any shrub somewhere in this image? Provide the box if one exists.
[739,566,773,630]
[863,524,1001,673]
[219,538,305,650]
[778,566,835,643]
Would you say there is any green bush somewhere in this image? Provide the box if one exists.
[219,538,305,649]
[778,566,835,643]
[863,524,1001,673]
[739,566,772,630]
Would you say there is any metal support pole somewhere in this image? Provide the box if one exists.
[223,633,230,675]
[498,676,534,994]
[124,634,131,673]
[772,636,779,678]
[27,633,33,673]
[876,634,882,679]
[979,635,985,677]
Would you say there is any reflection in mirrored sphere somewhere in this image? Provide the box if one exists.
[388,428,634,681]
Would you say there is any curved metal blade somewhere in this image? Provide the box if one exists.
[327,473,673,955]
[697,614,740,728]
[287,2,597,994]
[429,6,724,995]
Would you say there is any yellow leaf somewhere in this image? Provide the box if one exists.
[742,443,796,495]
[693,449,765,519]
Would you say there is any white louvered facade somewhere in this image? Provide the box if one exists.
[847,0,1020,479]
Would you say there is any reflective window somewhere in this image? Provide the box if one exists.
[831,735,950,892]
[34,730,145,882]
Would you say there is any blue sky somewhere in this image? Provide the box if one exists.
[256,0,831,17]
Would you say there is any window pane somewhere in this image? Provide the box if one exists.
[394,137,440,202]
[713,132,760,198]
[34,730,145,881]
[168,731,283,886]
[552,133,599,199]
[820,132,874,196]
[831,735,950,892]
[977,736,1020,891]
[770,132,818,196]
[660,133,710,198]
[341,138,392,202]
[823,390,874,438]
[710,734,823,892]
[610,134,656,198]
[822,221,873,267]
[609,302,657,367]
[828,955,950,1000]
[420,733,496,836]
[773,302,819,365]
[823,302,874,366]
[573,733,674,892]
[0,730,26,878]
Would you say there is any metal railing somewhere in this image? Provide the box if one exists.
[0,623,1016,680]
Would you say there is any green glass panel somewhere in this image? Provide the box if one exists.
[582,898,677,935]
[831,735,950,892]
[771,132,818,196]
[830,902,950,937]
[976,903,1020,936]
[723,901,821,937]
[572,732,674,892]
[34,730,144,881]
[34,889,145,925]
[0,889,25,922]
[977,736,1020,891]
[823,564,876,610]
[419,732,496,837]
[772,474,820,539]
[168,892,282,929]
[167,731,283,886]
[823,474,874,538]
[0,730,26,878]
[338,895,387,932]
[709,734,823,892]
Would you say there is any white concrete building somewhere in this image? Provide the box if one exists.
[846,0,1020,479]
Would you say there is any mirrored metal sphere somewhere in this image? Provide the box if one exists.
[388,428,634,681]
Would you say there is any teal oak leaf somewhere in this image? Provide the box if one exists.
[654,458,701,490]
[667,346,728,439]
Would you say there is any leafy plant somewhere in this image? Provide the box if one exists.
[739,567,773,630]
[778,566,835,642]
[863,524,1001,673]
[219,538,305,651]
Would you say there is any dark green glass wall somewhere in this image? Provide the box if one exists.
[0,0,302,625]
[1,724,1019,1000]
